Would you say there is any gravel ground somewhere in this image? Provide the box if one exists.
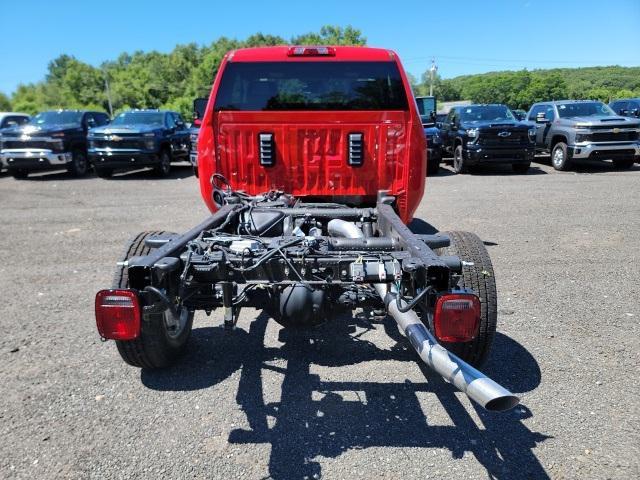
[1,159,638,479]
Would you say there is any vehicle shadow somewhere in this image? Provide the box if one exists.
[4,164,195,181]
[534,155,640,173]
[428,166,457,177]
[439,163,548,176]
[11,169,87,181]
[107,164,194,180]
[407,217,439,235]
[142,313,550,479]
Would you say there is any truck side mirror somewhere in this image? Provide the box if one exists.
[536,112,549,124]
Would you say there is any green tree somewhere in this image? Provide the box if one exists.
[11,84,47,114]
[0,92,11,111]
[291,25,366,46]
[585,87,613,102]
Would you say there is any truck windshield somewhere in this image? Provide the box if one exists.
[557,102,616,118]
[460,105,515,122]
[214,61,409,111]
[30,111,83,126]
[111,112,165,125]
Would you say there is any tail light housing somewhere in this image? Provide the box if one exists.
[287,46,336,56]
[95,289,141,340]
[433,293,481,343]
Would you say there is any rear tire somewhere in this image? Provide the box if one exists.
[113,231,193,368]
[612,158,634,170]
[435,231,497,367]
[551,142,571,171]
[68,149,89,177]
[512,162,530,174]
[9,168,28,179]
[154,149,172,177]
[427,155,440,176]
[453,145,467,174]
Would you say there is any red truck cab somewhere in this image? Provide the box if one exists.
[197,46,426,223]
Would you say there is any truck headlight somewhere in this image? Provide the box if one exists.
[190,133,199,143]
[52,140,64,150]
[575,133,588,142]
[466,128,479,138]
[145,139,156,150]
[528,128,536,141]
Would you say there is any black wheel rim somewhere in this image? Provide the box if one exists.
[75,153,87,174]
[161,153,170,174]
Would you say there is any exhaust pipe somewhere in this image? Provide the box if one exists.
[328,219,519,412]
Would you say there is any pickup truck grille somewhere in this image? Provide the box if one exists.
[93,139,144,149]
[478,133,528,146]
[587,131,639,142]
[2,140,51,150]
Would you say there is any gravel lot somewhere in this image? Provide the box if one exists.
[1,159,638,479]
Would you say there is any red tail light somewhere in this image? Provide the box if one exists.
[433,293,481,343]
[287,46,336,57]
[95,289,141,340]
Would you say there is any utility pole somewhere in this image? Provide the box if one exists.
[103,70,113,117]
[429,58,438,97]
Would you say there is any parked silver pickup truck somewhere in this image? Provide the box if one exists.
[526,100,640,171]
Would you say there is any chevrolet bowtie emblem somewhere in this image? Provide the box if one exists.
[498,131,511,137]
[110,135,123,141]
[612,128,620,134]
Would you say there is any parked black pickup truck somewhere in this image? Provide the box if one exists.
[0,110,109,179]
[609,98,640,119]
[88,109,190,178]
[440,104,536,174]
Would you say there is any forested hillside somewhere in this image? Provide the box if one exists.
[412,66,640,109]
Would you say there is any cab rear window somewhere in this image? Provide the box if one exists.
[214,61,409,111]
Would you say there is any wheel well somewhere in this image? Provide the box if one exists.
[159,142,171,153]
[551,135,567,148]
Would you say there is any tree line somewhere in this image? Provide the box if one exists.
[2,25,639,118]
[411,66,640,110]
[3,26,366,119]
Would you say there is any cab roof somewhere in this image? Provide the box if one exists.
[228,46,397,62]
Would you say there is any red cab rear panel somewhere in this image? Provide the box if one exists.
[197,46,426,223]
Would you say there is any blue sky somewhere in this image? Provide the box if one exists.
[1,0,639,95]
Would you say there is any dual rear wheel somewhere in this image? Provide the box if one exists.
[113,231,193,368]
[434,231,498,367]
